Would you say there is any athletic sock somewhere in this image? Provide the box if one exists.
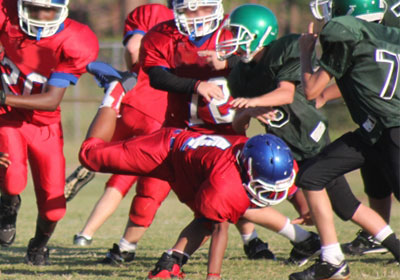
[278,218,311,243]
[321,243,345,265]
[119,237,137,252]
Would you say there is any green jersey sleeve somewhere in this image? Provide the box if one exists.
[319,18,358,79]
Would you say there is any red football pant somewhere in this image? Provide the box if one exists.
[0,121,66,222]
[105,104,170,227]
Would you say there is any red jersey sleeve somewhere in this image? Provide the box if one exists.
[140,21,177,71]
[54,20,99,78]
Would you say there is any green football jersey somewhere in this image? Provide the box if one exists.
[228,34,329,161]
[319,16,400,144]
[383,0,400,28]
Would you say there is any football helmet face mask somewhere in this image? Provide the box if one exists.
[216,4,278,63]
[239,134,295,207]
[173,0,224,39]
[18,0,69,39]
[310,0,386,22]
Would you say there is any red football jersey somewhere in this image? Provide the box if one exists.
[80,128,250,223]
[0,0,99,125]
[122,4,173,124]
[140,18,237,134]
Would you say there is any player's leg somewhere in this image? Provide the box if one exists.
[0,124,28,247]
[235,219,276,260]
[26,122,66,265]
[242,207,320,267]
[341,160,391,256]
[101,176,171,264]
[73,175,136,246]
[148,218,212,279]
[290,132,366,280]
[65,62,138,202]
[74,103,144,246]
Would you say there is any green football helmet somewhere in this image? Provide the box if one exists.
[216,4,278,63]
[310,0,386,22]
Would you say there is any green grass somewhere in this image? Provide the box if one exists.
[0,87,398,279]
[0,170,399,279]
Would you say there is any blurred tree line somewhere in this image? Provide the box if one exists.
[68,0,324,41]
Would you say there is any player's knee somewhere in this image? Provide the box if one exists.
[295,167,324,191]
[129,196,161,227]
[42,208,66,222]
[332,202,360,221]
[0,169,27,195]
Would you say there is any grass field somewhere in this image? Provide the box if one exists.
[0,81,399,279]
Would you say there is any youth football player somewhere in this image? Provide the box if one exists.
[0,0,98,265]
[140,0,288,261]
[71,3,174,266]
[78,72,321,280]
[291,0,400,279]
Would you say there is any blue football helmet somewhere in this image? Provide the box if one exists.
[239,134,295,207]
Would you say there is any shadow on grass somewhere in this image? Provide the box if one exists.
[0,244,163,277]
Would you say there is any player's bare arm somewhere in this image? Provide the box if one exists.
[288,190,313,226]
[124,33,144,70]
[207,221,229,280]
[3,85,66,111]
[232,106,277,134]
[299,22,332,99]
[230,81,295,109]
[315,83,342,109]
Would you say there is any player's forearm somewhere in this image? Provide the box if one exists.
[207,221,229,279]
[256,86,295,107]
[148,66,198,94]
[4,91,63,111]
[232,109,251,135]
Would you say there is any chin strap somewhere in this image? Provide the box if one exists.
[36,27,43,41]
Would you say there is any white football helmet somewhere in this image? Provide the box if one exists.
[173,0,224,39]
[18,0,69,39]
[310,0,332,22]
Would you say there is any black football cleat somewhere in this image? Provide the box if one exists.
[244,237,276,260]
[286,232,321,267]
[341,230,388,256]
[100,243,135,265]
[289,258,350,280]
[0,195,21,247]
[25,238,50,266]
[147,252,186,279]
